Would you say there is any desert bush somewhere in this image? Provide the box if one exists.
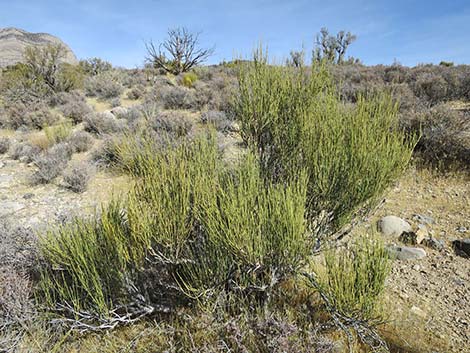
[59,99,93,124]
[305,235,390,350]
[84,112,125,135]
[31,142,72,184]
[62,162,93,193]
[79,58,112,76]
[311,236,390,321]
[200,110,231,132]
[44,121,73,145]
[2,102,59,130]
[180,72,198,88]
[67,130,94,153]
[153,85,198,110]
[9,142,41,162]
[39,134,311,320]
[84,71,124,99]
[0,222,37,343]
[55,63,85,91]
[0,137,10,154]
[235,49,416,228]
[151,111,193,137]
[126,84,146,100]
[410,105,470,168]
[110,97,121,108]
[411,71,449,104]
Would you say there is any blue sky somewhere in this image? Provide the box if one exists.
[1,0,469,68]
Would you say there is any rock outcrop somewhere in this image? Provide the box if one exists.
[0,27,78,68]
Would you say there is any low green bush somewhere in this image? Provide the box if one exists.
[38,133,310,317]
[181,72,198,88]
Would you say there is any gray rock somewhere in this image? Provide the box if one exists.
[378,215,412,237]
[0,27,77,68]
[110,106,128,118]
[413,214,435,225]
[0,201,25,217]
[422,237,445,251]
[387,246,427,260]
[453,239,470,257]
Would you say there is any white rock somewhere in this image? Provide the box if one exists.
[377,215,412,237]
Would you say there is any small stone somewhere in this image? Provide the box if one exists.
[413,214,435,225]
[23,193,34,199]
[387,246,427,261]
[452,239,470,257]
[413,264,421,271]
[457,226,467,233]
[378,216,412,237]
[0,161,5,168]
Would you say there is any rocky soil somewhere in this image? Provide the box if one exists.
[359,167,470,352]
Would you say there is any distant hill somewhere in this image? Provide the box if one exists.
[0,27,78,68]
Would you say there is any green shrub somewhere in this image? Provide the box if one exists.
[44,121,73,145]
[38,133,311,317]
[309,235,390,322]
[235,47,416,227]
[181,72,198,88]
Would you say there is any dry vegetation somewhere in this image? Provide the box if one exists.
[0,31,469,353]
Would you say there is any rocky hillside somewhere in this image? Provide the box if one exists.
[0,27,77,68]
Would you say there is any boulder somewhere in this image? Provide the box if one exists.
[377,216,412,237]
[387,246,427,261]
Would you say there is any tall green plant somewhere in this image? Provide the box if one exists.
[235,47,417,227]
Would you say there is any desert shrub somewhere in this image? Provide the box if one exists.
[200,110,231,131]
[411,71,449,104]
[305,235,390,350]
[411,105,470,168]
[62,162,93,193]
[29,132,51,151]
[84,112,125,135]
[39,134,311,319]
[59,99,93,124]
[79,58,112,76]
[67,130,94,153]
[0,137,10,154]
[180,72,198,88]
[31,143,72,184]
[44,121,73,145]
[126,84,146,100]
[110,97,121,108]
[154,85,198,110]
[9,142,41,162]
[84,71,124,99]
[2,102,59,130]
[55,63,85,91]
[235,49,416,228]
[311,236,390,322]
[151,111,193,137]
[0,222,37,346]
